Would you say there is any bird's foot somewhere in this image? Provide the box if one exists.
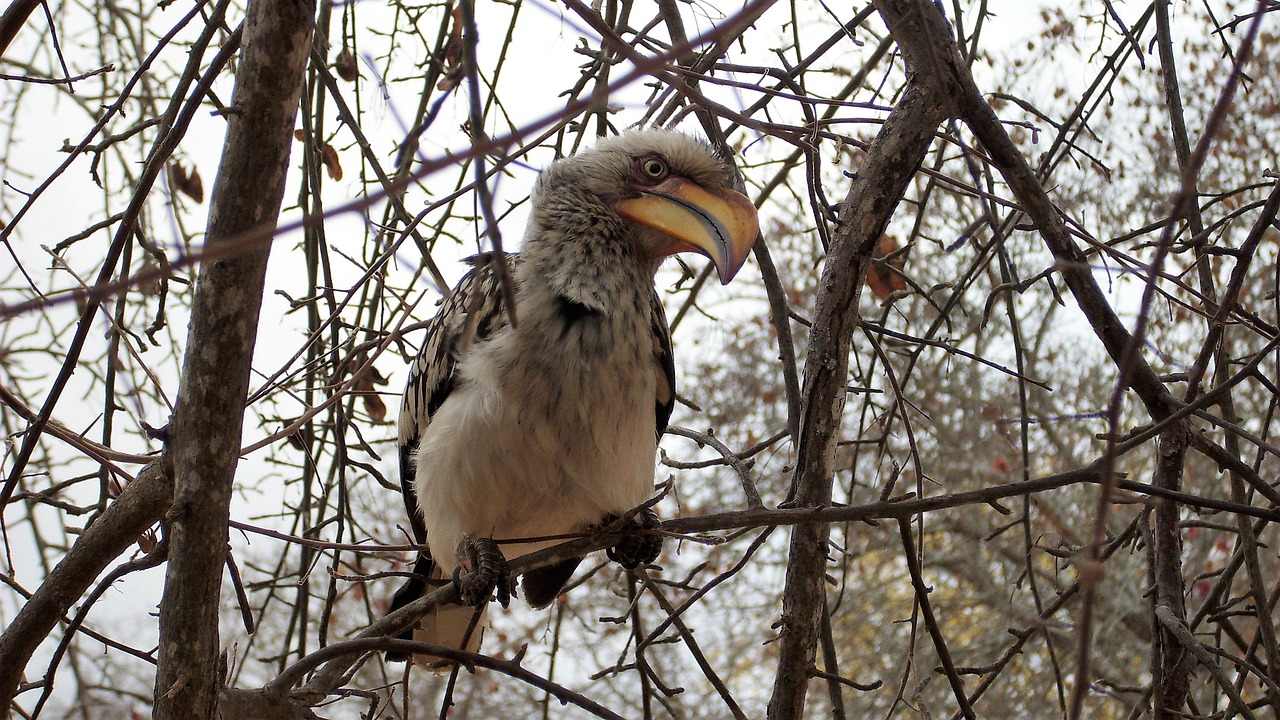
[451,537,513,608]
[603,508,662,569]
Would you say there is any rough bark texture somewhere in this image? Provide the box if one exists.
[1146,4,1192,714]
[151,0,314,717]
[765,75,947,720]
[1149,426,1191,717]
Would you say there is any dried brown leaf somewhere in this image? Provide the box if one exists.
[321,143,343,181]
[335,47,358,82]
[866,234,906,300]
[168,162,204,203]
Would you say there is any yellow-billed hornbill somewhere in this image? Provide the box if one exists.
[387,130,758,666]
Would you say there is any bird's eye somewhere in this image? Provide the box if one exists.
[635,156,669,183]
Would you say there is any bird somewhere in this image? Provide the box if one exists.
[385,129,759,668]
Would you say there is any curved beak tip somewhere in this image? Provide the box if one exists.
[616,180,760,285]
[714,189,759,285]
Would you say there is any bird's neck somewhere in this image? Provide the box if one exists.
[518,226,657,316]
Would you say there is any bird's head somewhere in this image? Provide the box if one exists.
[541,130,760,285]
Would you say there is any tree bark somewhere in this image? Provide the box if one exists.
[151,0,314,716]
[0,0,41,58]
[765,64,947,720]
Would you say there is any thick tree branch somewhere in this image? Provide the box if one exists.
[0,0,40,58]
[151,0,314,717]
[1154,606,1261,720]
[0,460,171,707]
[1148,426,1191,718]
[874,0,1179,421]
[767,75,947,719]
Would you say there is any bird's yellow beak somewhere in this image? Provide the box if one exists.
[616,178,759,284]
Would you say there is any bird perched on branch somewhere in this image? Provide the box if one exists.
[386,129,759,667]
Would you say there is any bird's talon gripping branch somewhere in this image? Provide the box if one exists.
[453,537,513,608]
[604,508,663,570]
[450,566,465,597]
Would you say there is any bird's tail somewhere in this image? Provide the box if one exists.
[413,585,486,672]
[386,555,486,670]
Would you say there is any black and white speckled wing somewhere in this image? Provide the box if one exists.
[386,254,512,662]
[650,288,676,439]
[398,254,514,543]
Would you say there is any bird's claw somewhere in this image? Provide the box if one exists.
[604,507,662,569]
[452,537,513,608]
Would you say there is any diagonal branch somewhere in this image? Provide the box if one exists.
[0,0,40,57]
[0,460,172,706]
[767,74,948,720]
[874,0,1179,422]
